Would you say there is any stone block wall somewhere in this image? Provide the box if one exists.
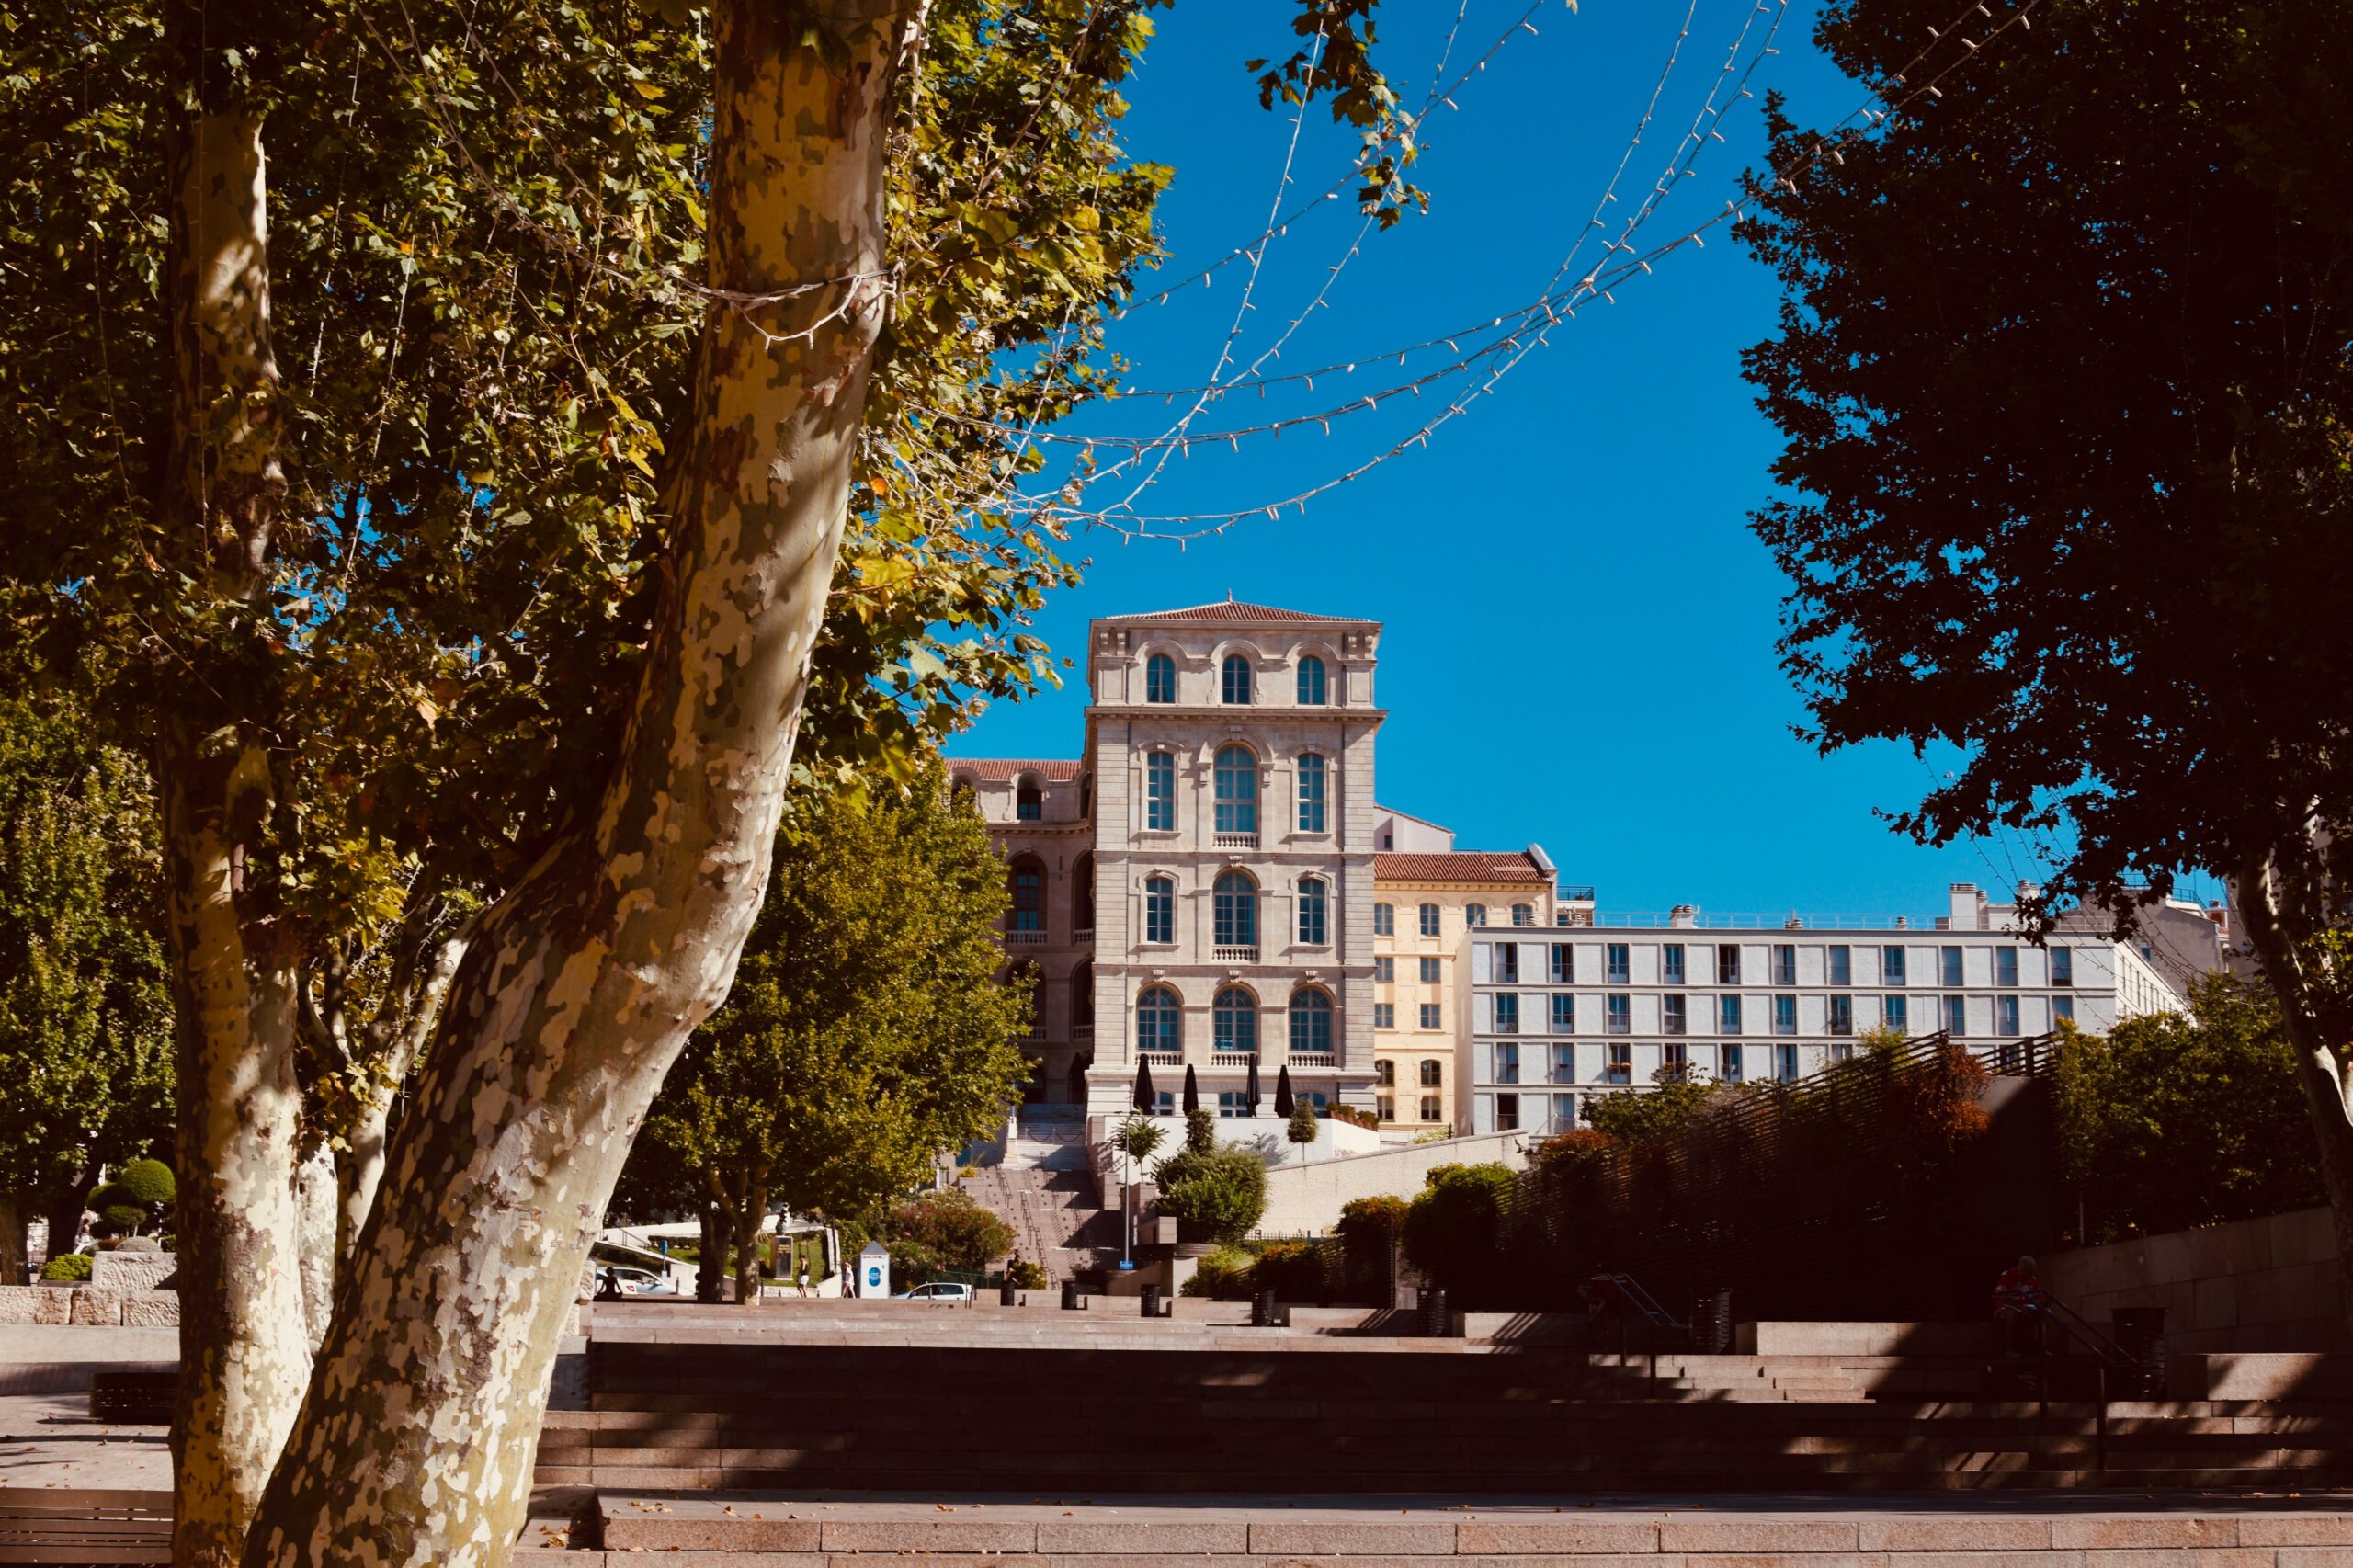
[0,1284,180,1326]
[2041,1205,2343,1352]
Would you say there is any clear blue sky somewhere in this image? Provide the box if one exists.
[952,0,2199,919]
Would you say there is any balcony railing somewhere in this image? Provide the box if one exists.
[1212,945,1258,962]
[1212,833,1260,850]
[1140,1051,1179,1066]
[1288,1053,1335,1068]
[1007,928,1047,945]
[1211,1053,1255,1067]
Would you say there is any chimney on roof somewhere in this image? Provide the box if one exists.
[1949,881,1988,932]
[1669,904,1698,929]
[2017,879,2042,903]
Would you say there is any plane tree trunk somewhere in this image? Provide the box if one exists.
[2235,839,2353,1337]
[243,5,908,1560]
[156,13,311,1561]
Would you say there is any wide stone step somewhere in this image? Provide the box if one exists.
[588,1494,2353,1559]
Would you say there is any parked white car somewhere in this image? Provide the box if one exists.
[597,1266,679,1297]
[893,1281,973,1304]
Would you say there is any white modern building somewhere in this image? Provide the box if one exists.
[1464,881,2208,1137]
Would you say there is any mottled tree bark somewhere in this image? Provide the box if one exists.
[164,733,309,1568]
[2235,841,2353,1336]
[245,5,908,1561]
[335,929,470,1267]
[159,13,308,1560]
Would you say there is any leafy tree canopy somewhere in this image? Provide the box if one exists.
[2056,975,2325,1244]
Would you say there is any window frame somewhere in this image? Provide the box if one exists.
[1221,653,1253,705]
[1212,744,1258,835]
[1212,869,1258,949]
[1144,652,1176,704]
[1296,654,1327,705]
[1136,985,1181,1053]
[1297,876,1328,946]
[1212,985,1258,1057]
[1142,875,1176,945]
[1295,752,1326,834]
[1289,986,1335,1057]
[1144,751,1176,832]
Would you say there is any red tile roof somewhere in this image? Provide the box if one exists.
[1375,851,1552,885]
[1112,599,1365,626]
[945,758,1083,782]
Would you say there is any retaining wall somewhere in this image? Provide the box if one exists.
[2041,1205,2345,1352]
[1255,1130,1529,1236]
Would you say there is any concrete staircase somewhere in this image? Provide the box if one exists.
[587,1495,2353,1562]
[959,1115,1115,1283]
[534,1330,2353,1494]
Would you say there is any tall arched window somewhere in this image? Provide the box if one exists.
[1016,775,1042,821]
[1137,986,1181,1055]
[1142,875,1175,944]
[1070,962,1094,1033]
[1009,855,1044,934]
[1376,1060,1396,1085]
[1213,744,1257,834]
[1145,653,1176,703]
[1144,750,1176,831]
[1297,655,1327,705]
[951,773,980,810]
[1213,986,1257,1056]
[1221,654,1253,705]
[1297,877,1327,945]
[1296,752,1325,833]
[1074,852,1095,932]
[1290,987,1334,1057]
[1213,869,1257,948]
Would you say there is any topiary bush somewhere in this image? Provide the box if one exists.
[95,1205,146,1240]
[109,1158,176,1207]
[40,1253,92,1282]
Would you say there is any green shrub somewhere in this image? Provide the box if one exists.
[871,1189,1014,1288]
[1335,1195,1408,1301]
[1401,1162,1518,1305]
[1152,1143,1267,1244]
[1181,1245,1256,1298]
[1004,1258,1048,1290]
[95,1205,145,1240]
[110,1159,176,1206]
[1183,1108,1217,1153]
[40,1253,91,1282]
[1250,1238,1329,1302]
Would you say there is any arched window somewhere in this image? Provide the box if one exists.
[1074,852,1095,932]
[1221,654,1253,705]
[1142,875,1176,944]
[1465,903,1487,927]
[1009,855,1044,934]
[950,773,980,810]
[1070,962,1094,1033]
[1296,753,1325,833]
[1213,744,1257,835]
[1213,869,1257,949]
[1145,653,1176,703]
[1376,1060,1396,1085]
[1144,750,1176,831]
[1137,986,1181,1054]
[1297,877,1327,946]
[1016,775,1042,821]
[1297,654,1327,705]
[1419,1058,1443,1087]
[1289,987,1334,1057]
[1213,986,1257,1057]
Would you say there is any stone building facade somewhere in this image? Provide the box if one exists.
[955,600,1391,1121]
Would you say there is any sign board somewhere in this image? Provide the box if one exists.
[858,1240,891,1299]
